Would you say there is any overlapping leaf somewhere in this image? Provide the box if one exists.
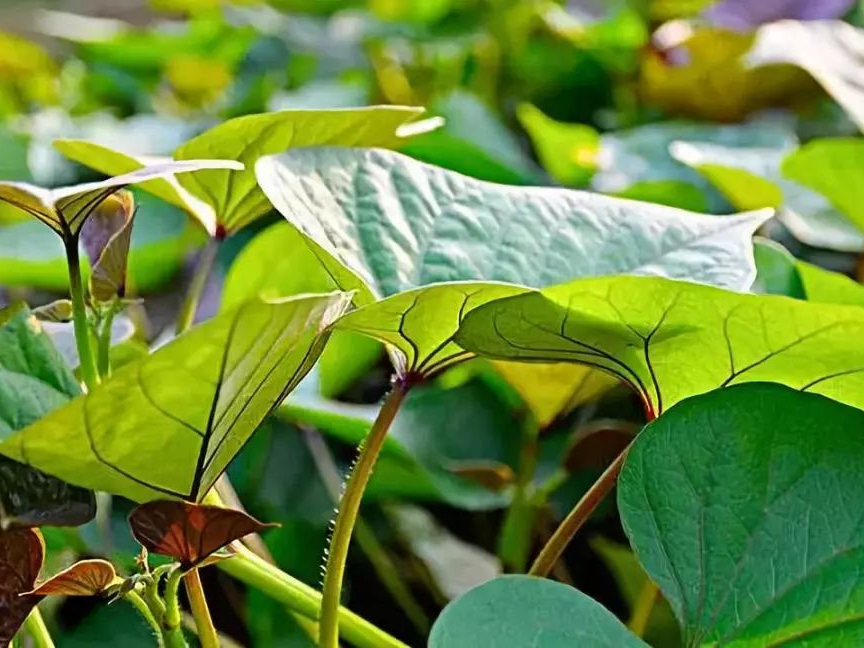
[619,384,864,646]
[455,275,864,417]
[0,293,351,503]
[80,190,135,301]
[0,528,44,644]
[57,107,435,236]
[256,147,769,376]
[27,559,119,597]
[0,305,94,529]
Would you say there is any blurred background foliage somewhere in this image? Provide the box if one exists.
[2,0,863,646]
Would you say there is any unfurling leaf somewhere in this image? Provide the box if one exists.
[0,293,352,503]
[31,300,74,323]
[0,305,95,529]
[129,501,277,569]
[0,528,44,645]
[0,159,242,241]
[81,190,135,301]
[26,559,119,597]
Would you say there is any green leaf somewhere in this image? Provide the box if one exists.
[753,238,805,298]
[798,262,864,307]
[256,147,770,376]
[0,305,95,529]
[0,293,351,503]
[429,575,646,647]
[456,274,864,417]
[0,159,242,239]
[671,140,864,252]
[782,138,864,233]
[618,383,864,646]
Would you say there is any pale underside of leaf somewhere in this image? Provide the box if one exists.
[0,293,351,503]
[455,275,864,416]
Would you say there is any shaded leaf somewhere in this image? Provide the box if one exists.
[0,293,351,503]
[257,147,769,376]
[27,559,119,596]
[752,238,805,298]
[619,384,864,646]
[0,305,94,529]
[429,575,646,647]
[81,190,135,301]
[456,274,864,417]
[130,501,276,569]
[0,528,44,645]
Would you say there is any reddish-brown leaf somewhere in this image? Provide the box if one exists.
[563,420,639,473]
[0,528,45,646]
[25,559,118,597]
[128,501,277,569]
[449,461,515,492]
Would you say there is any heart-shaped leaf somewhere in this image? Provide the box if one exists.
[619,383,864,646]
[747,19,864,133]
[429,575,646,647]
[26,559,119,597]
[0,528,44,645]
[81,189,135,302]
[57,107,435,237]
[0,305,95,529]
[0,292,351,503]
[0,159,241,241]
[129,501,277,569]
[456,275,864,417]
[256,147,769,376]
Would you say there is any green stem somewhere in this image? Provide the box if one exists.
[220,541,408,648]
[162,569,188,648]
[176,238,219,335]
[529,446,630,577]
[23,608,54,648]
[65,239,99,391]
[304,427,430,635]
[183,569,218,648]
[125,590,164,645]
[497,413,539,571]
[628,580,659,637]
[319,383,409,648]
[96,304,117,378]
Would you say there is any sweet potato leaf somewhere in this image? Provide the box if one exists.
[27,559,119,597]
[129,501,276,568]
[0,293,351,503]
[81,190,135,301]
[0,305,95,529]
[257,147,769,376]
[456,275,864,417]
[619,384,864,646]
[429,575,646,647]
[0,528,44,644]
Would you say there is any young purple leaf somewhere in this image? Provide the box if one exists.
[0,528,45,644]
[80,190,135,301]
[25,559,119,597]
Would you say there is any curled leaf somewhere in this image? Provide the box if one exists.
[26,559,119,597]
[129,501,277,569]
[80,190,135,301]
[31,300,74,323]
[0,528,44,645]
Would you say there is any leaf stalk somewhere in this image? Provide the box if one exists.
[22,608,54,648]
[183,569,219,648]
[65,238,99,391]
[176,237,220,335]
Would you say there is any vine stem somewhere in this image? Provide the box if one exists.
[64,239,99,391]
[96,304,117,378]
[529,446,630,577]
[183,569,219,648]
[162,569,188,648]
[124,590,163,644]
[176,237,219,334]
[219,545,408,648]
[318,382,409,648]
[23,608,54,648]
[628,580,659,637]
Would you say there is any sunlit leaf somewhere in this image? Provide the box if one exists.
[130,501,276,569]
[619,384,864,646]
[429,575,646,647]
[0,305,95,529]
[0,528,44,644]
[81,190,135,301]
[456,274,864,417]
[747,19,864,133]
[0,293,351,503]
[257,147,769,377]
[0,159,242,240]
[27,559,119,597]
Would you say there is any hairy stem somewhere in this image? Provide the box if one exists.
[124,590,164,645]
[162,569,188,648]
[319,383,409,648]
[183,569,218,648]
[304,427,430,635]
[22,608,54,648]
[529,446,630,577]
[628,580,659,637]
[176,238,219,335]
[65,239,99,391]
[219,545,408,648]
